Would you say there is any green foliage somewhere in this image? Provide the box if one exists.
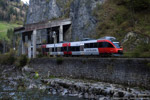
[123,0,150,11]
[0,49,16,65]
[46,0,50,3]
[147,63,150,67]
[7,28,14,42]
[56,0,73,18]
[34,72,39,79]
[124,43,150,57]
[56,57,63,65]
[0,0,28,22]
[15,55,28,68]
[0,22,21,41]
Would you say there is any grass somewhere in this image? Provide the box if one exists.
[0,21,21,40]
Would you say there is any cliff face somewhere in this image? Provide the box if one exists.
[26,0,105,40]
[26,0,61,24]
[70,0,105,40]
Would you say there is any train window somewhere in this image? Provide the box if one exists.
[108,43,114,48]
[90,43,94,48]
[102,42,108,48]
[64,47,67,51]
[52,48,54,52]
[93,43,98,48]
[72,47,75,51]
[98,42,103,48]
[68,47,71,51]
[84,43,89,48]
[75,46,80,51]
[70,47,73,51]
[55,48,57,52]
[52,48,57,52]
[42,48,45,53]
[61,47,64,51]
[45,48,49,52]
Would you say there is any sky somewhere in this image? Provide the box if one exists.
[21,0,29,4]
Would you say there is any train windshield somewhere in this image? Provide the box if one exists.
[110,38,118,42]
[113,42,120,48]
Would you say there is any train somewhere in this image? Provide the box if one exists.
[41,36,123,57]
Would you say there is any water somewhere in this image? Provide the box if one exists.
[0,90,84,100]
[0,80,84,100]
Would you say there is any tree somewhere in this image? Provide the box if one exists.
[124,0,150,11]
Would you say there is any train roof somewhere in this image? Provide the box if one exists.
[98,36,118,42]
[81,38,96,41]
[98,36,116,40]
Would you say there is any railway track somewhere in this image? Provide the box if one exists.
[46,56,150,60]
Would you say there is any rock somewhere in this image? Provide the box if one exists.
[26,0,61,24]
[61,89,68,96]
[9,92,15,96]
[78,93,83,98]
[113,92,119,97]
[118,91,125,97]
[70,0,105,40]
[28,83,37,89]
[22,66,34,73]
[88,93,95,99]
[122,32,138,43]
[101,90,107,96]
[39,85,46,90]
[124,93,136,98]
[52,89,57,95]
[99,97,110,100]
[122,32,150,50]
[68,94,78,97]
[84,93,89,99]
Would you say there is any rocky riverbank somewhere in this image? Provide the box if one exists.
[41,78,150,100]
[0,65,150,100]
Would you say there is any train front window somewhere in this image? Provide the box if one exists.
[113,43,120,48]
[108,43,114,48]
[110,38,118,42]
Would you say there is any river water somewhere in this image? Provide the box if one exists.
[0,89,84,100]
[0,80,84,100]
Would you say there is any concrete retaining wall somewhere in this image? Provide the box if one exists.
[29,57,150,89]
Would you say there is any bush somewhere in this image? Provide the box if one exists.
[123,0,150,11]
[124,43,150,57]
[0,49,16,65]
[56,57,63,65]
[15,55,28,68]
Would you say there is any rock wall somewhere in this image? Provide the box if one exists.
[29,58,150,89]
[26,0,105,41]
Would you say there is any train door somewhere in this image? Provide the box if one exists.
[80,43,84,55]
[62,43,72,56]
[103,42,115,53]
[98,42,105,53]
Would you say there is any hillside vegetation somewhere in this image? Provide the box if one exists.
[0,0,27,41]
[0,0,28,23]
[0,22,21,40]
[0,0,27,53]
[93,0,150,57]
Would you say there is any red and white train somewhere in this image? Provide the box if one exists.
[41,36,123,56]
